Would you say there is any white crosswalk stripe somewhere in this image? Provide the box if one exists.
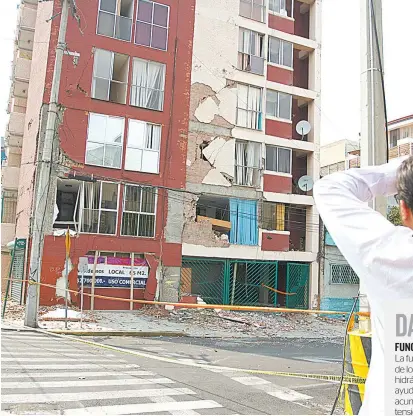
[63,400,222,415]
[1,330,227,415]
[2,377,176,389]
[1,370,156,378]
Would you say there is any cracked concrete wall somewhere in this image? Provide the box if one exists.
[165,190,185,244]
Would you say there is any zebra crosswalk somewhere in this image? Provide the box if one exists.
[1,330,228,415]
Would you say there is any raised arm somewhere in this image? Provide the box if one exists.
[314,157,413,299]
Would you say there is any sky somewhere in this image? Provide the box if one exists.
[0,0,412,146]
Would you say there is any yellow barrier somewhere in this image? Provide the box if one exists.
[344,331,371,414]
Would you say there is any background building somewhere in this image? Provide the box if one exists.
[319,115,413,314]
[180,0,322,309]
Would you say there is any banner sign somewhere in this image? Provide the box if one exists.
[77,256,149,288]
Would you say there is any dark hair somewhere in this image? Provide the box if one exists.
[397,155,413,212]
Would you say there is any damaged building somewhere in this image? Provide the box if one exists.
[181,0,322,308]
[2,0,321,312]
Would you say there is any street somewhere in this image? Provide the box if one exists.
[1,329,344,415]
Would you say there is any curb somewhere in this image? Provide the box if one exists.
[47,330,187,337]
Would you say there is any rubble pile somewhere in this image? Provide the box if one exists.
[141,306,346,339]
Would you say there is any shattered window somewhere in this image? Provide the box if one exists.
[92,49,129,104]
[97,0,134,42]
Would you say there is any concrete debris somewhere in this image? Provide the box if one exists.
[1,300,346,340]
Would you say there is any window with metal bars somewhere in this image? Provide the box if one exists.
[1,190,17,223]
[330,264,360,285]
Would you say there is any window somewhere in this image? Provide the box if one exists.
[121,185,156,237]
[331,264,360,285]
[136,0,169,51]
[81,182,119,235]
[237,84,263,130]
[266,90,292,121]
[268,37,293,68]
[229,199,258,245]
[266,145,291,174]
[125,120,161,173]
[1,190,17,224]
[400,126,413,139]
[92,49,129,104]
[238,29,264,75]
[86,113,124,169]
[389,129,400,148]
[269,0,293,17]
[97,0,133,41]
[261,202,287,231]
[234,141,261,187]
[130,58,166,111]
[239,0,265,23]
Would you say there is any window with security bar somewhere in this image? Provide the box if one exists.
[261,202,288,231]
[1,190,17,224]
[330,264,360,285]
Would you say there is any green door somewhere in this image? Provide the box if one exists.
[286,263,310,309]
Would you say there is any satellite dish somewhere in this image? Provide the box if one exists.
[298,175,314,192]
[295,120,311,138]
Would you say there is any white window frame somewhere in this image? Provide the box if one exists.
[269,0,294,18]
[238,28,265,75]
[239,0,266,23]
[91,49,129,103]
[265,145,292,174]
[234,140,262,187]
[135,0,170,51]
[236,84,263,130]
[85,113,125,169]
[121,185,157,238]
[96,0,134,42]
[130,57,166,111]
[80,181,120,236]
[125,120,161,174]
[268,36,293,69]
[265,90,292,121]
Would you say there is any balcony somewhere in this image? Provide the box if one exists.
[7,112,25,136]
[1,224,16,248]
[18,4,37,31]
[1,167,21,190]
[389,140,413,160]
[14,56,31,81]
[7,97,27,115]
[16,26,35,51]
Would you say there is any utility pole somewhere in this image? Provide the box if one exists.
[25,0,70,327]
[359,0,387,333]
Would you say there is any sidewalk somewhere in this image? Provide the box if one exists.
[1,300,346,339]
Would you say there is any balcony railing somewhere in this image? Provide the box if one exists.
[389,142,413,160]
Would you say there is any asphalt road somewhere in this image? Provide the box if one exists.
[1,330,345,415]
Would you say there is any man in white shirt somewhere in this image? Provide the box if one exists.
[313,156,413,415]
